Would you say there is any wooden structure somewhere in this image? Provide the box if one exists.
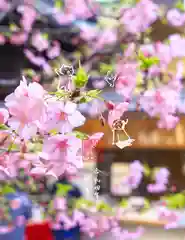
[78,116,185,149]
[78,115,185,198]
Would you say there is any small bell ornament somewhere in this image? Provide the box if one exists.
[111,119,134,149]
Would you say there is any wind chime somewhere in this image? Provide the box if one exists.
[55,64,74,91]
[111,119,134,149]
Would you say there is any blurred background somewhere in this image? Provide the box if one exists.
[1,0,185,239]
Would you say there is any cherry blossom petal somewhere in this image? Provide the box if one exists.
[0,108,9,124]
[68,111,86,127]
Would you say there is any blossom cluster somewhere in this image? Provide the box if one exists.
[1,0,185,238]
[0,63,139,238]
[1,0,185,129]
[0,70,182,238]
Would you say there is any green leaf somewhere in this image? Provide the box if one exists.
[24,69,35,77]
[120,0,137,5]
[96,201,112,212]
[138,51,146,61]
[119,199,128,208]
[164,39,170,45]
[175,1,185,11]
[0,124,9,130]
[143,163,151,177]
[139,198,150,213]
[78,96,92,103]
[51,89,68,98]
[72,65,88,88]
[150,57,159,65]
[28,142,42,152]
[11,143,19,151]
[15,180,25,190]
[162,194,185,209]
[138,51,159,70]
[42,33,49,40]
[143,199,150,209]
[75,198,93,209]
[55,0,63,9]
[86,89,102,98]
[73,131,89,140]
[151,167,160,180]
[4,32,11,37]
[98,17,119,28]
[79,89,103,103]
[74,51,82,60]
[100,63,113,74]
[1,185,16,195]
[9,23,18,32]
[56,183,72,197]
[49,129,58,135]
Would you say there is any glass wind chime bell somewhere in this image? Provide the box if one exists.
[111,119,134,149]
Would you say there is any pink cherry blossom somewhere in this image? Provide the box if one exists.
[107,102,129,127]
[64,0,95,19]
[139,86,178,118]
[147,183,167,193]
[54,12,75,24]
[94,29,117,50]
[121,0,158,34]
[65,150,84,170]
[40,134,82,163]
[30,159,62,179]
[52,223,61,230]
[165,222,179,230]
[112,226,144,240]
[0,226,14,234]
[80,217,98,237]
[115,63,137,99]
[130,160,144,172]
[158,208,178,226]
[170,61,184,89]
[0,0,9,11]
[31,32,49,52]
[0,152,39,179]
[73,210,85,225]
[54,197,66,210]
[141,42,172,69]
[86,99,107,118]
[169,34,185,58]
[82,132,104,155]
[111,226,122,238]
[98,215,110,232]
[24,49,46,66]
[43,101,86,133]
[0,108,9,124]
[42,62,53,76]
[60,213,76,230]
[0,34,5,45]
[9,32,28,45]
[124,43,136,58]
[122,160,143,189]
[5,79,46,139]
[155,168,170,185]
[80,24,99,41]
[0,154,21,179]
[167,9,185,27]
[157,114,179,130]
[153,42,172,68]
[47,41,61,59]
[19,5,37,32]
[92,80,106,89]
